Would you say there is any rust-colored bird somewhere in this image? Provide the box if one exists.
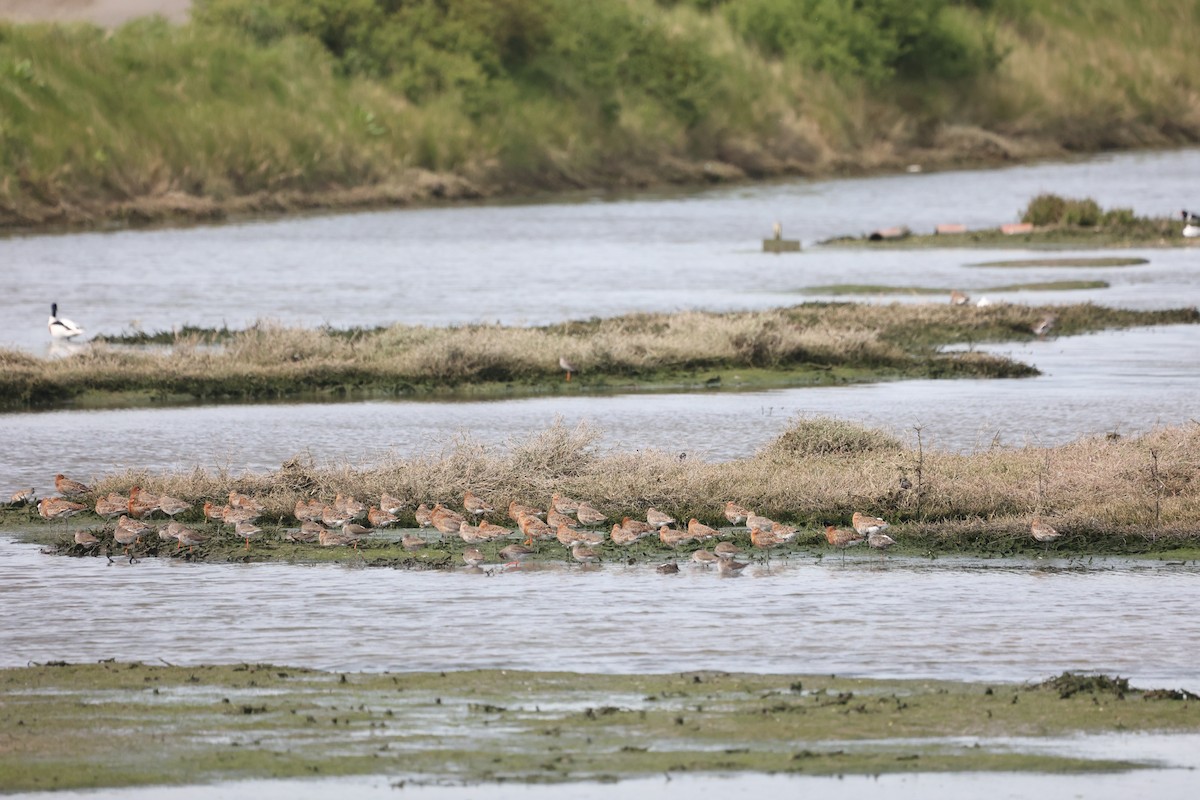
[724,502,752,526]
[551,493,582,515]
[431,503,465,535]
[824,525,865,562]
[659,526,693,548]
[547,508,579,531]
[94,493,128,520]
[55,474,90,498]
[294,499,324,523]
[478,520,514,540]
[687,518,719,541]
[518,512,554,544]
[38,497,87,529]
[367,506,398,529]
[508,501,545,523]
[414,503,434,528]
[950,290,970,306]
[127,486,159,520]
[610,523,640,546]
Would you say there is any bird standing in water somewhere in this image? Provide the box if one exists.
[48,303,85,340]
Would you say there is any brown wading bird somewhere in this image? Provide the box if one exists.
[158,495,191,519]
[610,523,641,546]
[1033,314,1057,338]
[415,503,434,529]
[1031,516,1061,552]
[9,488,36,506]
[659,526,692,549]
[509,501,545,523]
[852,512,889,536]
[686,518,719,541]
[175,526,210,553]
[620,517,653,539]
[463,490,494,518]
[74,530,100,550]
[367,506,398,529]
[203,501,227,526]
[559,356,577,382]
[380,492,404,516]
[647,508,675,529]
[431,504,465,535]
[518,513,553,545]
[551,493,582,515]
[499,543,533,566]
[39,497,87,532]
[575,502,606,528]
[55,474,90,498]
[462,548,486,568]
[94,493,128,520]
[714,542,742,560]
[824,525,865,563]
[718,558,749,576]
[235,521,264,550]
[950,290,971,306]
[286,521,325,544]
[746,513,774,533]
[115,515,151,553]
[868,532,897,559]
[656,561,680,575]
[342,523,372,549]
[724,502,752,526]
[692,549,719,566]
[401,534,426,551]
[127,486,159,520]
[547,508,579,531]
[570,543,600,565]
[294,499,324,523]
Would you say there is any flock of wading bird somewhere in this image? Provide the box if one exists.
[14,473,1062,570]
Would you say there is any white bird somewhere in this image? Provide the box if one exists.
[1182,210,1200,238]
[48,303,85,340]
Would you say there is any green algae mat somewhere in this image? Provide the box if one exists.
[2,663,1198,791]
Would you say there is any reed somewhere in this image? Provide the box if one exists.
[55,418,1200,553]
[5,303,1194,409]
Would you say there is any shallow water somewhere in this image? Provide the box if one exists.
[4,148,1200,354]
[1,324,1195,490]
[2,535,1196,689]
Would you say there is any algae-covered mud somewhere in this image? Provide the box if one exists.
[4,303,1197,410]
[2,663,1197,792]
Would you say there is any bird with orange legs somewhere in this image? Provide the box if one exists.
[508,501,544,524]
[559,356,578,382]
[1031,516,1061,552]
[463,490,494,519]
[175,526,210,553]
[342,523,372,549]
[499,543,533,567]
[203,501,227,526]
[54,474,90,498]
[235,521,263,550]
[824,525,865,563]
[518,513,553,545]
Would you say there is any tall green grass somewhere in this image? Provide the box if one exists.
[1,1,1198,228]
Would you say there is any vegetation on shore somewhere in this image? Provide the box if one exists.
[2,3,1199,231]
[800,280,1110,296]
[2,302,1195,410]
[10,417,1200,562]
[825,195,1193,248]
[2,661,1196,791]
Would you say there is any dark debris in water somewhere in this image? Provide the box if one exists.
[1034,672,1129,699]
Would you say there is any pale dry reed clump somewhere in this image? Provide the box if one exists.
[80,419,1200,545]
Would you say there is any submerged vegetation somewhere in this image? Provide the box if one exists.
[10,417,1200,561]
[2,2,1200,230]
[4,662,1195,791]
[3,303,1196,409]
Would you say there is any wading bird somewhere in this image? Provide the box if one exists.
[48,303,84,340]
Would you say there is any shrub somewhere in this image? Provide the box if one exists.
[760,417,904,459]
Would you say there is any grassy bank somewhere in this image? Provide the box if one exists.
[824,195,1195,248]
[2,662,1196,791]
[2,2,1200,232]
[3,302,1196,410]
[10,417,1200,561]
